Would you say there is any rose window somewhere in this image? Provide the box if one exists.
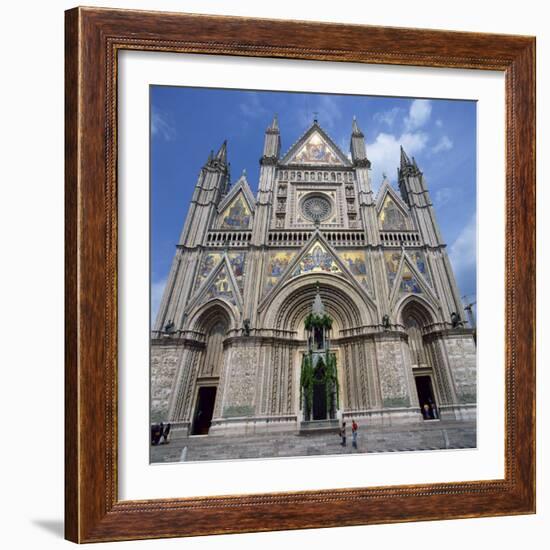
[301,194,333,222]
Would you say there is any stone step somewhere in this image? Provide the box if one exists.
[151,420,476,463]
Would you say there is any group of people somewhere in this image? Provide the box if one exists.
[339,419,359,449]
[151,422,171,445]
[422,401,439,420]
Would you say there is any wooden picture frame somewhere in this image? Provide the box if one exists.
[65,6,536,543]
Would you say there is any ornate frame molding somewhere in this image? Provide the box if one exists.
[65,7,535,542]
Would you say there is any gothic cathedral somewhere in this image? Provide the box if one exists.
[151,115,476,437]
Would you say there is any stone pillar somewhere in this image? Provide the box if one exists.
[370,332,421,425]
[150,341,185,422]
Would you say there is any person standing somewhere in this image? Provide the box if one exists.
[340,421,347,447]
[151,423,162,445]
[351,419,358,449]
[423,403,431,419]
[162,422,171,444]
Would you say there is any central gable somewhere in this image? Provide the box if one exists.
[291,241,342,277]
[258,232,377,313]
[281,124,351,167]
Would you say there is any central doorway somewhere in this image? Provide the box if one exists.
[191,386,217,435]
[414,375,438,420]
[312,363,327,420]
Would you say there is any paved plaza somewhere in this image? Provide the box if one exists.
[151,419,476,463]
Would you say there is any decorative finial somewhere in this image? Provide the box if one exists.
[313,112,318,124]
[312,283,325,316]
[352,116,362,135]
[269,114,279,132]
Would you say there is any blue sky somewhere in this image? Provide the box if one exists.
[151,86,477,320]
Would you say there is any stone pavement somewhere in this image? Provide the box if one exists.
[151,419,476,463]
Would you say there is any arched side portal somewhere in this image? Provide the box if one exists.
[166,301,235,435]
[398,298,446,419]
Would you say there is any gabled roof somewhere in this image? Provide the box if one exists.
[279,121,352,167]
[185,254,243,313]
[375,176,410,215]
[218,170,256,213]
[388,251,438,309]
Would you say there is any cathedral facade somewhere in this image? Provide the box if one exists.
[151,116,476,438]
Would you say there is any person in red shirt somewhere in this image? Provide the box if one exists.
[351,419,358,449]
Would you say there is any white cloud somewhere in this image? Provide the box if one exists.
[239,92,268,119]
[448,214,477,295]
[297,95,343,131]
[151,108,176,141]
[367,131,428,189]
[404,99,432,131]
[435,119,443,128]
[432,135,454,153]
[434,187,454,207]
[373,107,401,127]
[151,277,167,325]
[339,136,351,156]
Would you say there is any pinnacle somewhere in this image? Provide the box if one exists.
[400,145,412,167]
[352,115,363,136]
[269,114,279,132]
[215,140,227,163]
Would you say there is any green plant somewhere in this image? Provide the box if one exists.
[300,353,314,415]
[304,313,333,331]
[325,351,339,408]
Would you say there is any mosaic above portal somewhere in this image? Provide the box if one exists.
[291,242,341,277]
[340,250,369,290]
[384,250,401,289]
[220,194,251,229]
[228,252,246,291]
[399,264,422,295]
[408,250,431,286]
[195,252,222,290]
[195,251,246,294]
[289,131,343,165]
[379,195,407,230]
[264,250,297,294]
[201,266,237,305]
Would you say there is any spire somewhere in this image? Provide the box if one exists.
[350,116,369,166]
[312,283,325,316]
[262,115,281,161]
[268,114,279,132]
[215,140,227,164]
[352,115,363,137]
[400,145,412,168]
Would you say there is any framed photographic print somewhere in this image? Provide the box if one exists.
[65,7,536,543]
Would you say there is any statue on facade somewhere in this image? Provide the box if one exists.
[450,311,461,328]
[382,314,391,330]
[164,319,175,334]
[243,318,251,336]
